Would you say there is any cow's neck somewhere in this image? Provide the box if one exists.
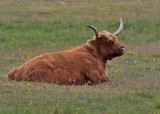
[83,43,107,64]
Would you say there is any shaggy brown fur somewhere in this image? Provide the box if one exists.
[7,30,125,85]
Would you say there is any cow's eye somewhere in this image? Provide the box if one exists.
[109,40,114,44]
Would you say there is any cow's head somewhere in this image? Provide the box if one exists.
[87,18,125,61]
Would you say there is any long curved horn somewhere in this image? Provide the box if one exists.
[112,18,123,36]
[86,26,99,39]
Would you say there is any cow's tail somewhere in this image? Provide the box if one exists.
[7,68,17,81]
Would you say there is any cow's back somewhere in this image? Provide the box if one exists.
[7,48,89,84]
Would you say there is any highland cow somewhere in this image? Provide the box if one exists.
[7,18,125,85]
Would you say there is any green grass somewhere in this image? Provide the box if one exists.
[0,78,160,114]
[0,19,159,51]
[0,0,160,113]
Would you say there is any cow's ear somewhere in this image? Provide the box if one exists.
[87,39,97,46]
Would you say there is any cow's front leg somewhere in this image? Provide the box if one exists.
[85,70,109,84]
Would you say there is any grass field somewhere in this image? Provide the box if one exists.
[0,0,160,113]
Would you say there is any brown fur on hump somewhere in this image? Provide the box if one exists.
[7,30,124,85]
